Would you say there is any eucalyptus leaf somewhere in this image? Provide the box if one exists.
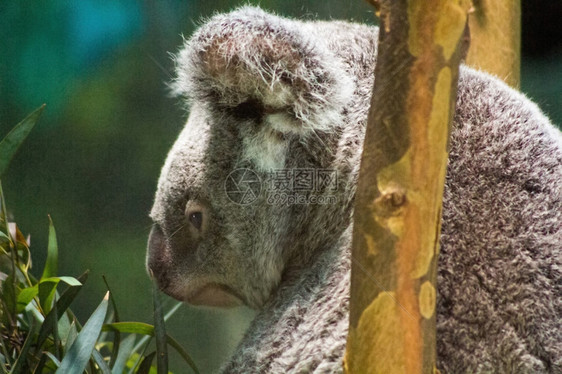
[35,271,87,352]
[16,284,38,312]
[1,275,17,315]
[57,310,72,346]
[0,105,45,178]
[0,183,9,238]
[36,351,61,372]
[92,348,112,374]
[41,216,58,279]
[135,351,156,374]
[40,276,81,286]
[166,334,199,374]
[103,322,155,336]
[103,276,121,369]
[37,276,82,314]
[38,280,58,315]
[44,351,61,368]
[64,321,78,355]
[9,319,39,374]
[111,334,136,374]
[55,292,109,374]
[102,322,199,373]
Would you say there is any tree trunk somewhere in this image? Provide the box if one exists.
[344,1,469,373]
[466,0,521,88]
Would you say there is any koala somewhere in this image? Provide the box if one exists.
[146,6,562,373]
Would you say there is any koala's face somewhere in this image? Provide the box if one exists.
[146,7,358,309]
[147,104,289,308]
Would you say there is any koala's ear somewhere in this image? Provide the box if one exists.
[171,6,355,133]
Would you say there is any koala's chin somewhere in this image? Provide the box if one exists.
[183,284,244,308]
[156,273,244,309]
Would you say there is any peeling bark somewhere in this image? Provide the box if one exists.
[466,0,521,88]
[345,1,470,372]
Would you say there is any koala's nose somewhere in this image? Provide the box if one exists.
[146,225,169,288]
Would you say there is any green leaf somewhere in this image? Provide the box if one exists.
[16,285,38,313]
[111,302,187,374]
[0,105,45,179]
[44,351,62,368]
[35,272,87,353]
[49,301,63,360]
[102,323,198,373]
[9,319,39,374]
[103,322,155,336]
[35,352,49,373]
[24,298,44,322]
[129,301,182,360]
[0,333,10,371]
[1,274,17,316]
[105,301,195,374]
[57,309,72,348]
[55,292,109,374]
[63,321,78,355]
[152,282,168,374]
[135,351,156,374]
[103,276,121,369]
[37,276,81,315]
[112,334,136,374]
[41,276,81,287]
[38,280,58,315]
[165,335,199,374]
[12,224,30,271]
[0,182,10,240]
[91,348,112,374]
[41,216,58,279]
[35,296,61,363]
[36,350,64,373]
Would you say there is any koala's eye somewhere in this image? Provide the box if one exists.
[230,99,264,121]
[185,201,206,234]
[188,211,203,230]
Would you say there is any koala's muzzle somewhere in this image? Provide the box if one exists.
[146,222,244,308]
[146,225,170,290]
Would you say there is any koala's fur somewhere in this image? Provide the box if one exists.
[147,7,562,373]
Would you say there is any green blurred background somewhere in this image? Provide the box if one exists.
[1,1,561,372]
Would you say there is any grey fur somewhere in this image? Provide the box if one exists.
[147,7,562,373]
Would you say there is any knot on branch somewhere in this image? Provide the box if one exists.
[373,189,407,218]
